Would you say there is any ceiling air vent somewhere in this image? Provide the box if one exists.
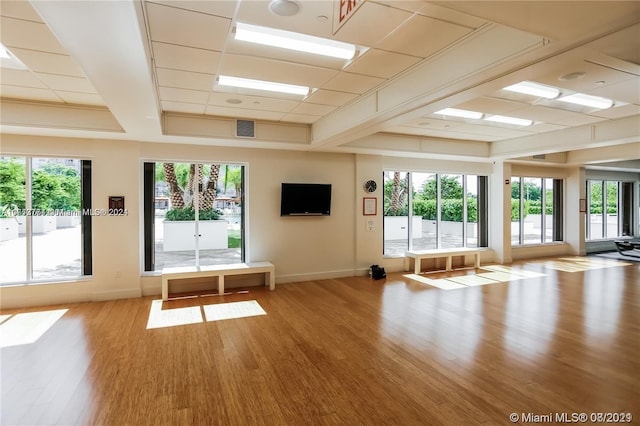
[236,119,255,138]
[532,154,546,160]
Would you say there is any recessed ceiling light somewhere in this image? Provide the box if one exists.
[226,98,242,104]
[218,75,310,96]
[558,93,613,109]
[503,81,560,99]
[235,22,356,60]
[269,0,300,16]
[559,72,585,81]
[317,15,328,22]
[484,115,533,126]
[434,108,483,119]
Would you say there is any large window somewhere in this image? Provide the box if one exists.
[511,176,563,245]
[143,162,245,271]
[383,171,487,256]
[0,157,91,284]
[586,179,635,240]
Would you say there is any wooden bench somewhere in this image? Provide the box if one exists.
[404,248,481,274]
[162,261,275,301]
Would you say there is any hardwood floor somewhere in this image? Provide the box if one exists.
[1,256,639,425]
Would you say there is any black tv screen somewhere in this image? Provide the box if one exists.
[280,183,331,216]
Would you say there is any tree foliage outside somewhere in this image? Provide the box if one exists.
[157,162,222,220]
[0,159,80,213]
[384,173,478,222]
[589,181,619,214]
[0,159,26,210]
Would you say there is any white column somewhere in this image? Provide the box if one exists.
[566,167,586,255]
[489,161,512,264]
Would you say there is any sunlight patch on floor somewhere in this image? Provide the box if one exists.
[0,309,68,348]
[146,299,266,329]
[146,300,203,329]
[203,300,266,322]
[404,274,466,290]
[406,256,629,291]
[536,256,631,272]
[406,266,545,290]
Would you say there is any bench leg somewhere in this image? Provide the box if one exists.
[162,277,169,301]
[475,253,480,269]
[446,256,453,271]
[218,275,225,295]
[266,269,275,290]
[414,258,421,274]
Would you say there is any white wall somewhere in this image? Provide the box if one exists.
[0,135,358,307]
[1,134,622,308]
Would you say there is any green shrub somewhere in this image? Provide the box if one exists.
[412,197,477,222]
[165,208,221,221]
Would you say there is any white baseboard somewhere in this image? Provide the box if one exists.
[276,269,358,284]
[91,287,141,302]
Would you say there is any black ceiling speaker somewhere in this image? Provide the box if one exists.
[236,119,255,138]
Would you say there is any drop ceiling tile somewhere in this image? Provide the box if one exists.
[152,42,221,74]
[0,85,61,102]
[323,72,384,94]
[146,2,231,51]
[588,78,640,105]
[219,54,339,88]
[207,92,298,113]
[225,39,348,71]
[589,104,640,120]
[10,48,85,77]
[333,1,412,47]
[148,1,237,18]
[375,1,485,29]
[346,49,421,79]
[161,100,206,115]
[505,105,585,123]
[159,86,209,104]
[532,54,636,94]
[0,16,66,54]
[55,91,105,106]
[204,105,286,121]
[377,14,472,58]
[235,1,334,39]
[34,73,97,93]
[0,68,46,88]
[0,1,44,21]
[156,68,214,92]
[305,89,358,107]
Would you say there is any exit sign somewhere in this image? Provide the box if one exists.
[334,0,365,34]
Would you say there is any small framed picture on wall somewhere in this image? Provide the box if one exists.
[363,197,377,215]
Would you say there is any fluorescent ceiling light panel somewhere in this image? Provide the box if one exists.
[235,22,356,60]
[503,81,560,99]
[0,43,27,70]
[0,43,11,59]
[558,93,613,109]
[484,115,533,126]
[218,75,309,96]
[434,108,483,119]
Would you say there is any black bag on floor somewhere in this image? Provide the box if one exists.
[370,264,386,280]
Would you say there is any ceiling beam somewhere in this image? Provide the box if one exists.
[30,0,162,138]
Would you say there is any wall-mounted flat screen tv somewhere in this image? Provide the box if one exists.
[280,183,332,216]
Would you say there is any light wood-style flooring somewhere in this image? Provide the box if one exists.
[1,256,639,425]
